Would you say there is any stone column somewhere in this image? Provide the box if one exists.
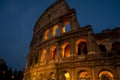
[49,27,52,38]
[70,14,80,31]
[91,66,96,80]
[58,22,63,35]
[71,67,75,80]
[87,31,100,54]
[70,37,76,57]
[56,40,61,63]
[117,66,120,80]
[115,66,120,80]
[46,44,50,64]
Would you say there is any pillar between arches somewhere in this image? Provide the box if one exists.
[58,23,63,35]
[70,38,76,57]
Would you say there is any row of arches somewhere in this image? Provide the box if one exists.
[60,70,114,80]
[44,21,71,41]
[78,70,114,80]
[28,40,120,67]
[98,42,120,55]
[28,39,88,66]
[31,20,71,49]
[40,41,88,63]
[30,70,114,80]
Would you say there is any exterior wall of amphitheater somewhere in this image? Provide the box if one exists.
[24,0,120,80]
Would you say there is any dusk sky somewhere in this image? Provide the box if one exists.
[0,0,120,70]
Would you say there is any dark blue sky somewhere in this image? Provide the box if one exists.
[0,0,120,70]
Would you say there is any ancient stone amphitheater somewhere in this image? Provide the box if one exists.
[24,0,120,80]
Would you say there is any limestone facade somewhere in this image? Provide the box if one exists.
[24,0,120,80]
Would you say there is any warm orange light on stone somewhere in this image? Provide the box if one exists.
[99,71,114,79]
[76,39,87,54]
[44,29,49,40]
[61,42,70,57]
[65,72,70,80]
[40,49,46,62]
[79,71,90,78]
[52,25,58,36]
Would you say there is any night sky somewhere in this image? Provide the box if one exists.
[0,0,120,70]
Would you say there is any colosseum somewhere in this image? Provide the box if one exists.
[24,0,120,80]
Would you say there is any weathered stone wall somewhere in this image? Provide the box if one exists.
[24,0,120,80]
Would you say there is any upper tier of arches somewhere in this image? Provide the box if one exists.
[30,18,80,49]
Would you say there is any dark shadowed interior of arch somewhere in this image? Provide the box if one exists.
[28,57,32,67]
[78,42,88,55]
[101,75,110,80]
[39,35,43,42]
[53,48,57,59]
[112,42,120,55]
[34,53,39,64]
[98,44,107,53]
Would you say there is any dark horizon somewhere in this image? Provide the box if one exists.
[0,0,120,70]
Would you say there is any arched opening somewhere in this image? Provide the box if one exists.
[78,42,88,55]
[49,46,57,60]
[76,39,87,55]
[99,70,114,80]
[40,49,46,62]
[64,44,70,57]
[98,44,107,53]
[52,25,59,36]
[112,42,120,55]
[64,72,70,80]
[44,29,50,41]
[62,21,71,33]
[61,42,70,58]
[48,72,56,80]
[78,71,90,80]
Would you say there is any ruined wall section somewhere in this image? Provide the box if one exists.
[34,0,70,34]
[95,28,120,54]
[30,0,80,50]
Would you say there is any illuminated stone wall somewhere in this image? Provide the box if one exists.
[24,0,120,80]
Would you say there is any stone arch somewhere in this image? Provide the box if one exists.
[52,25,59,36]
[58,71,71,80]
[49,46,57,60]
[98,44,107,53]
[44,29,50,41]
[99,70,114,80]
[40,49,46,62]
[76,39,88,55]
[77,70,90,80]
[61,42,70,58]
[62,20,71,33]
[48,72,56,80]
[112,42,120,55]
